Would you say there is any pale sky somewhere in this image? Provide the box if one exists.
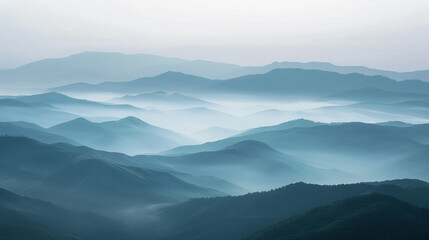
[1,0,428,71]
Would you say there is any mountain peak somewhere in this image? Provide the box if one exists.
[56,117,94,127]
[17,92,74,103]
[117,116,148,126]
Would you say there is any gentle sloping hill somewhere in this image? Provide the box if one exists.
[3,52,429,89]
[137,140,346,191]
[0,51,241,88]
[237,119,324,137]
[49,116,195,154]
[0,137,220,213]
[221,61,429,82]
[366,179,429,188]
[166,121,429,155]
[325,87,429,103]
[12,92,143,119]
[245,193,429,240]
[207,68,429,97]
[375,121,414,127]
[0,121,78,145]
[0,188,128,240]
[53,71,220,94]
[114,91,218,108]
[1,92,143,127]
[148,181,429,240]
[15,92,138,109]
[165,122,429,181]
[0,98,78,127]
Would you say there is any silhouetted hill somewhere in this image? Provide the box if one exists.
[49,116,194,154]
[366,179,429,188]
[167,121,429,155]
[238,119,323,136]
[14,92,140,111]
[0,136,220,213]
[0,121,77,145]
[54,71,220,94]
[165,122,429,181]
[116,91,218,108]
[222,61,429,82]
[325,87,429,103]
[0,187,127,240]
[0,98,32,107]
[0,98,78,127]
[245,193,429,240]
[137,140,345,191]
[376,121,413,127]
[3,52,429,89]
[207,68,429,97]
[150,181,429,240]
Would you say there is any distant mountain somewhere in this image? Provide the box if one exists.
[53,71,220,94]
[2,52,429,90]
[137,140,342,191]
[0,92,145,127]
[238,119,323,136]
[52,68,429,102]
[376,121,414,127]
[222,61,429,82]
[114,91,218,108]
[0,136,220,213]
[15,92,140,111]
[0,98,77,127]
[49,116,195,154]
[245,193,429,240]
[0,121,77,145]
[0,52,241,88]
[325,87,429,103]
[168,122,429,154]
[206,68,429,98]
[148,181,429,240]
[0,188,128,240]
[316,101,429,123]
[165,122,429,181]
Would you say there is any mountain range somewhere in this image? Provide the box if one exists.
[113,91,218,108]
[0,52,238,88]
[166,120,429,181]
[145,180,429,240]
[1,50,429,240]
[0,187,128,240]
[49,116,195,154]
[2,52,429,89]
[245,193,429,240]
[53,71,219,94]
[137,140,342,191]
[0,136,220,214]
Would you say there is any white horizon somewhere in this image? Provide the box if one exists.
[1,0,428,71]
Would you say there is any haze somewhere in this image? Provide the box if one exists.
[1,0,429,71]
